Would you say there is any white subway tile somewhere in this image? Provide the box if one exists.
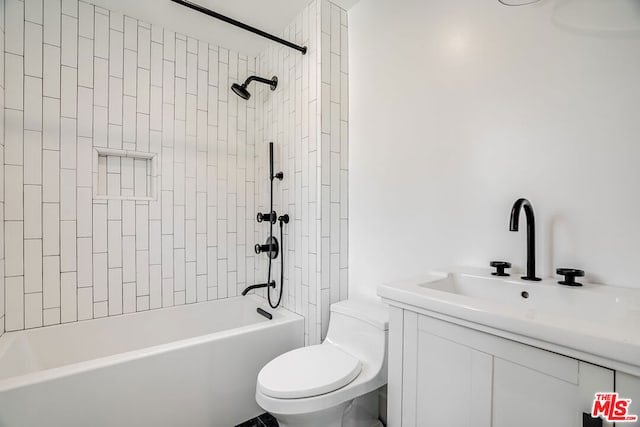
[93,252,108,301]
[43,150,60,202]
[138,27,151,69]
[24,77,43,131]
[25,293,43,329]
[149,220,161,264]
[4,110,23,165]
[78,37,93,88]
[137,69,150,113]
[42,98,59,150]
[162,278,173,307]
[136,250,149,295]
[44,0,61,46]
[123,282,136,313]
[174,249,185,291]
[43,307,61,326]
[122,236,136,282]
[78,2,93,38]
[60,169,76,220]
[186,262,196,303]
[149,265,161,308]
[24,239,43,293]
[5,53,24,110]
[94,11,109,59]
[93,302,107,318]
[78,287,93,320]
[5,165,23,220]
[24,131,42,185]
[5,278,24,331]
[43,203,60,256]
[124,49,137,96]
[124,17,137,51]
[26,0,44,24]
[43,255,61,308]
[60,220,77,272]
[61,66,77,118]
[77,137,92,187]
[108,268,123,315]
[24,185,43,239]
[61,272,77,323]
[25,22,43,77]
[108,220,122,268]
[61,15,78,67]
[92,203,107,253]
[109,77,123,125]
[110,29,124,78]
[77,187,92,237]
[62,0,77,17]
[6,0,25,55]
[161,235,173,278]
[77,237,92,287]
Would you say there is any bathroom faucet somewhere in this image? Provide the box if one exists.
[509,198,541,281]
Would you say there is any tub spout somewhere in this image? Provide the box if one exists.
[242,281,276,296]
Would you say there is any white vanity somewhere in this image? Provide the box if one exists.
[378,269,640,427]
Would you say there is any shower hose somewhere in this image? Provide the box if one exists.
[265,218,284,309]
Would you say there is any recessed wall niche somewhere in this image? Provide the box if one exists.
[93,148,158,201]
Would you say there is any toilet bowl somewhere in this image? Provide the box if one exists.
[255,299,389,427]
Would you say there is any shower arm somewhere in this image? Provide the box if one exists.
[244,76,275,88]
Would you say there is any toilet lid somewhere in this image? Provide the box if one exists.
[257,345,362,399]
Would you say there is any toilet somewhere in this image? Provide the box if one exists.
[255,300,389,427]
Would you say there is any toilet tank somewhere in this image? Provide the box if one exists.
[324,299,389,368]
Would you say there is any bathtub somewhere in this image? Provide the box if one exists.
[0,295,303,427]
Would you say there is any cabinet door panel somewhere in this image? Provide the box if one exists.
[493,358,614,427]
[415,330,492,427]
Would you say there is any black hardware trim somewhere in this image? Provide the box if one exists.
[509,198,542,281]
[257,308,273,320]
[490,261,511,277]
[557,268,585,287]
[241,281,275,296]
[582,412,603,427]
[170,0,308,55]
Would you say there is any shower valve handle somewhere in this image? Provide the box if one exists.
[256,211,277,224]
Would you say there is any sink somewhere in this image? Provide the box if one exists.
[378,268,640,372]
[421,272,640,323]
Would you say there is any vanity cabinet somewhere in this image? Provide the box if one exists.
[388,307,623,427]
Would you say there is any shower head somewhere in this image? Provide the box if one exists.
[231,75,278,100]
[231,83,251,100]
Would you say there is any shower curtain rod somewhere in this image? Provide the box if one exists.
[170,0,308,55]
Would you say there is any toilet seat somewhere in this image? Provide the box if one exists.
[257,345,362,399]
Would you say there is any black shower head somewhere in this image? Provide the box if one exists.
[231,83,251,100]
[231,75,278,100]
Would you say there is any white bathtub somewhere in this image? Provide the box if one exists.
[0,295,303,427]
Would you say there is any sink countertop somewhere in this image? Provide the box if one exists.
[378,268,640,375]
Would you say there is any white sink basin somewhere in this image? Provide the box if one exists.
[378,268,640,373]
[422,272,640,323]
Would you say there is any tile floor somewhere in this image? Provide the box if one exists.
[235,412,278,427]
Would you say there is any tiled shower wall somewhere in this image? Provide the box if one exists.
[2,0,258,331]
[1,0,347,339]
[255,0,348,345]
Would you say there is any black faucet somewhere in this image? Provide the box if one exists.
[509,198,541,281]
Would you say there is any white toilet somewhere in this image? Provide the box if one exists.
[255,300,389,427]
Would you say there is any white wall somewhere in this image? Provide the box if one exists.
[348,0,640,299]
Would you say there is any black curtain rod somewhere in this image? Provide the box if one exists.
[170,0,308,55]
